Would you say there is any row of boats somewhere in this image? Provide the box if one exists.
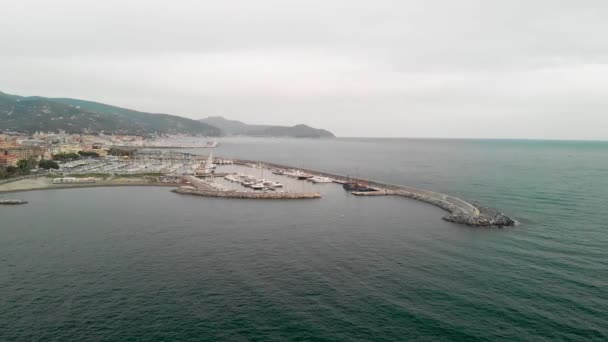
[194,151,232,176]
[271,169,333,183]
[225,173,284,191]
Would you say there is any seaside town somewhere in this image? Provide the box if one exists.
[1,130,127,169]
[0,130,216,177]
[0,130,343,199]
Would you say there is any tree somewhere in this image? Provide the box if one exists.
[108,147,134,157]
[17,159,29,170]
[39,159,60,170]
[78,150,100,158]
[17,157,38,171]
[52,152,80,161]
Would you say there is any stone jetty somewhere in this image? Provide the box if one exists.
[172,187,321,199]
[352,190,514,227]
[235,159,515,227]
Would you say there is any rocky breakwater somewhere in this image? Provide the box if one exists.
[443,206,515,227]
[172,186,321,199]
[348,187,515,227]
[386,189,514,227]
[232,159,515,227]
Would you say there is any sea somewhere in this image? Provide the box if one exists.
[1,138,606,341]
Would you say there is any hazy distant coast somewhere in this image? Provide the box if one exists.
[200,116,335,138]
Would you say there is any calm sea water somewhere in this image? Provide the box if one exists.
[1,138,606,341]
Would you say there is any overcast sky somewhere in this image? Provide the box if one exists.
[2,0,607,139]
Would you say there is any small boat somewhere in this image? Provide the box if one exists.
[343,182,376,192]
[262,180,283,188]
[285,170,305,178]
[297,173,314,180]
[0,199,28,205]
[310,176,332,183]
[342,177,376,192]
[272,169,285,175]
[251,183,265,190]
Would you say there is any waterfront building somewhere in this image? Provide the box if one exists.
[17,139,46,147]
[0,147,44,161]
[50,143,82,154]
[0,155,19,167]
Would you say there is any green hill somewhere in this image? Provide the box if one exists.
[0,92,220,136]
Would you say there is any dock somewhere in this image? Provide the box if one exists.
[234,159,514,227]
[176,175,321,199]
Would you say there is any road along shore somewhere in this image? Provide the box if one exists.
[0,176,182,194]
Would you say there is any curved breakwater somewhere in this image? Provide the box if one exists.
[0,157,514,227]
[235,159,515,227]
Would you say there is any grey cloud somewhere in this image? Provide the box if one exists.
[1,0,607,139]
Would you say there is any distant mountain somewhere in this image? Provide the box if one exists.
[200,116,335,138]
[0,92,221,136]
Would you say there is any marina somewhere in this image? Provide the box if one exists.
[0,149,513,226]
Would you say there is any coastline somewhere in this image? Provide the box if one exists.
[0,160,515,227]
[0,177,181,194]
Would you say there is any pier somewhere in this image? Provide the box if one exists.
[234,159,514,227]
[176,175,322,199]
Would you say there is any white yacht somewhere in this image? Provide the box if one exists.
[225,174,238,182]
[310,176,332,183]
[251,183,265,190]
